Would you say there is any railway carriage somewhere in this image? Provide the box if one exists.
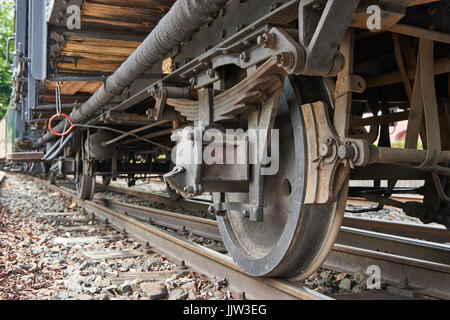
[3,0,449,279]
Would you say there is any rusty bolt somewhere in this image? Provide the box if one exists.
[241,210,250,218]
[275,52,294,69]
[338,144,356,160]
[208,206,216,215]
[257,32,277,49]
[319,143,333,158]
[207,68,216,78]
[239,52,249,63]
[326,137,334,146]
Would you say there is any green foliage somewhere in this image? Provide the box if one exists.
[0,0,15,119]
[391,139,423,150]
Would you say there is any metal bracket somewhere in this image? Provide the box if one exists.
[147,85,192,121]
[303,100,350,203]
[208,202,263,222]
[6,36,15,68]
[149,86,168,121]
[335,74,366,98]
[299,0,360,76]
[188,26,305,89]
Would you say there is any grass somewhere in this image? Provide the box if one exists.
[390,140,423,150]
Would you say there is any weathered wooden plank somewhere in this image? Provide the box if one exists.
[63,42,137,57]
[65,35,142,48]
[82,2,168,22]
[60,50,128,62]
[80,82,104,93]
[56,60,121,73]
[61,81,88,95]
[82,16,156,32]
[87,0,174,9]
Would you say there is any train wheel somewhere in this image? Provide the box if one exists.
[217,76,348,279]
[76,150,95,200]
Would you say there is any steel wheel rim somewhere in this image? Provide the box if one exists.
[76,150,95,200]
[217,76,347,278]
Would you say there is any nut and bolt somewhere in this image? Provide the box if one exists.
[325,137,334,146]
[189,77,197,86]
[241,210,250,218]
[257,32,277,49]
[208,206,216,215]
[319,145,332,158]
[319,138,335,158]
[183,186,194,194]
[338,143,356,160]
[239,52,249,63]
[207,68,216,78]
[275,52,294,69]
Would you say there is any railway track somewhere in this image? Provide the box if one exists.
[41,179,331,300]
[5,0,450,298]
[93,198,450,300]
[6,172,449,299]
[54,178,450,299]
[99,183,449,244]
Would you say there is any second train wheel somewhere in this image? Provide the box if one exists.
[217,76,348,279]
[76,150,95,201]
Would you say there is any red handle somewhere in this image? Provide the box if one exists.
[49,113,75,137]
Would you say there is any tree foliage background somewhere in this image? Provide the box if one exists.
[0,0,15,119]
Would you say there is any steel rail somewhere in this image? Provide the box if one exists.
[324,245,450,299]
[15,175,450,299]
[96,197,450,266]
[63,185,450,299]
[94,197,450,265]
[100,184,449,244]
[341,216,448,244]
[98,183,209,215]
[47,184,331,300]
